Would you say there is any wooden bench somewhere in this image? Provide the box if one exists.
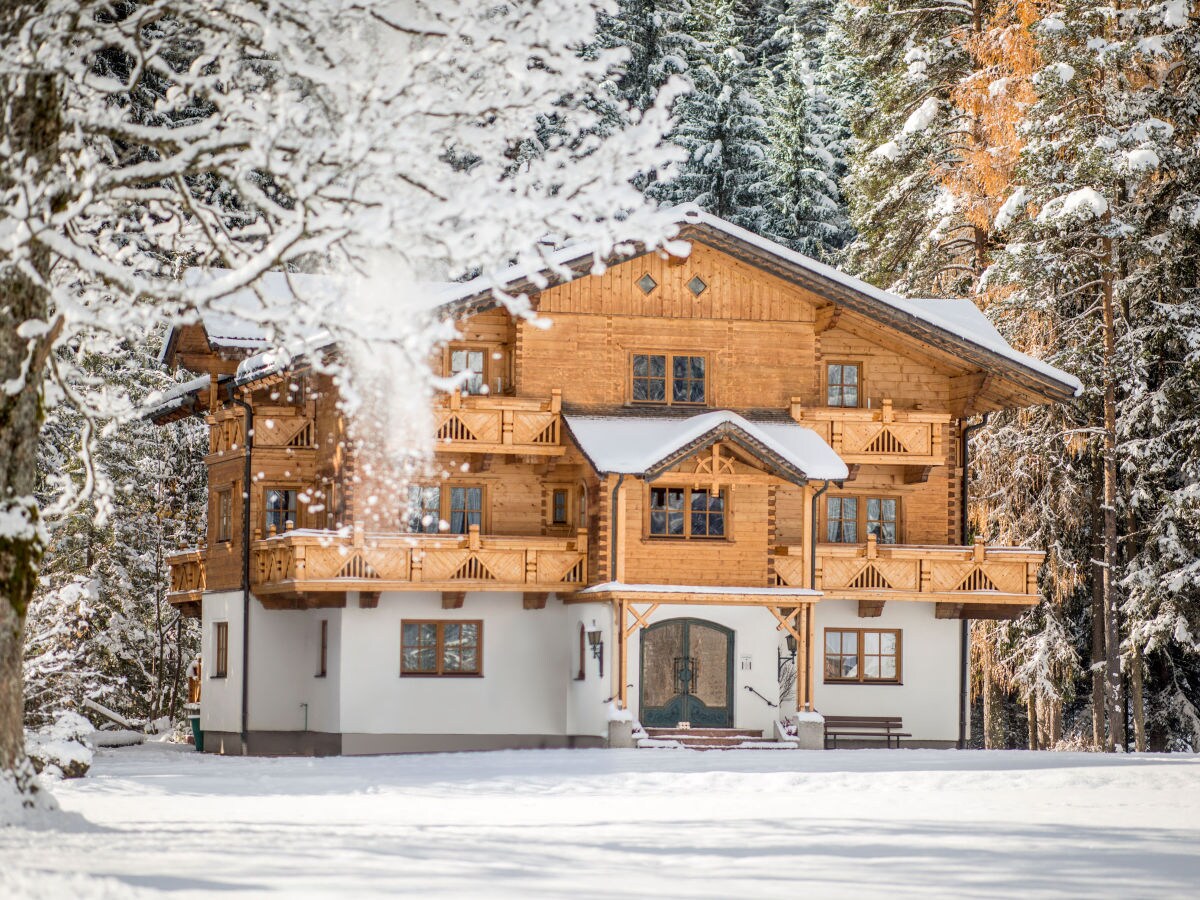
[823,715,910,749]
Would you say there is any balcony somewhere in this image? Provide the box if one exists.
[774,535,1043,619]
[434,390,564,456]
[209,404,317,456]
[166,547,206,617]
[789,399,951,466]
[250,524,588,602]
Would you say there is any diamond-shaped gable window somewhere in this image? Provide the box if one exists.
[637,273,657,294]
[687,275,708,296]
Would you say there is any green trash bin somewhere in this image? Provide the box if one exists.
[189,714,203,752]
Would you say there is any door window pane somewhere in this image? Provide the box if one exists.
[672,356,706,404]
[690,489,725,537]
[405,486,442,533]
[827,364,861,407]
[826,497,858,543]
[451,349,485,394]
[448,486,483,534]
[632,354,667,401]
[264,489,297,533]
[867,498,898,544]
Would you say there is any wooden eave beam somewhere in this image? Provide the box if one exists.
[441,591,466,609]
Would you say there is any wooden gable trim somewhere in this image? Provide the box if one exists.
[644,422,809,486]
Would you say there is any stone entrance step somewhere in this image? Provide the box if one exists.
[640,726,795,750]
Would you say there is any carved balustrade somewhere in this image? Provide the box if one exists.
[250,524,587,594]
[789,398,951,466]
[434,390,564,456]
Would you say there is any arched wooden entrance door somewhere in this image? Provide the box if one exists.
[639,618,734,728]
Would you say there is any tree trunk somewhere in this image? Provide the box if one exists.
[1027,694,1040,751]
[0,65,60,781]
[1100,235,1125,752]
[1131,644,1146,752]
[1090,521,1108,750]
[982,639,1005,749]
[1049,696,1062,748]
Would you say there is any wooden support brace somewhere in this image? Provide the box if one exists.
[523,592,547,610]
[358,591,380,609]
[935,603,964,619]
[441,591,465,609]
[858,599,885,618]
[903,465,933,485]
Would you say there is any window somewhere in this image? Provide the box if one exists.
[264,488,297,534]
[631,353,707,405]
[867,498,898,544]
[826,363,861,408]
[213,622,229,678]
[216,489,232,543]
[826,497,858,543]
[824,496,899,544]
[824,629,901,683]
[401,620,482,676]
[551,489,569,526]
[405,485,442,533]
[648,486,726,539]
[317,620,328,678]
[448,486,483,534]
[450,347,485,394]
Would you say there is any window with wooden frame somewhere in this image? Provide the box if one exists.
[447,343,508,395]
[263,487,298,534]
[826,362,862,408]
[401,620,482,676]
[215,489,233,543]
[543,483,580,534]
[647,486,728,539]
[824,629,901,684]
[824,495,900,544]
[316,620,328,678]
[212,622,229,678]
[630,352,708,405]
[401,484,487,534]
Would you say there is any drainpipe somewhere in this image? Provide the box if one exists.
[229,386,254,755]
[609,473,625,582]
[809,480,832,589]
[959,414,989,750]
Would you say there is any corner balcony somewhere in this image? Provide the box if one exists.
[789,398,951,466]
[774,535,1043,619]
[250,524,587,607]
[166,547,206,617]
[434,390,564,456]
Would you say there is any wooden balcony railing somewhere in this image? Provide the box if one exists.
[165,547,206,614]
[209,404,317,455]
[434,390,564,456]
[251,524,587,594]
[774,535,1042,609]
[789,398,951,465]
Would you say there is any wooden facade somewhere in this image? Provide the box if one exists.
[157,216,1075,713]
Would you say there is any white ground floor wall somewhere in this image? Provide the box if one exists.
[198,590,963,753]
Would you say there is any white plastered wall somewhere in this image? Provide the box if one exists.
[624,604,786,735]
[811,598,960,742]
[337,591,573,737]
[200,591,342,734]
[565,602,613,738]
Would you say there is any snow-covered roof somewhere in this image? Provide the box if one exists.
[565,411,849,483]
[141,374,211,421]
[576,581,822,597]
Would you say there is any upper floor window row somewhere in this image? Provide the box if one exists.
[631,353,707,406]
[827,363,861,408]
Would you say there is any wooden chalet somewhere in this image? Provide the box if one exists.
[151,207,1078,755]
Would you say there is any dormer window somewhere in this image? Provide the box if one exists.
[631,353,707,406]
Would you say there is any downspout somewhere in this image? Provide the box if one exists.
[229,386,254,755]
[809,480,832,588]
[609,473,625,582]
[959,414,989,750]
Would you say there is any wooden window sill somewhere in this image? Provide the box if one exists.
[641,537,731,544]
[823,680,903,686]
[399,673,484,679]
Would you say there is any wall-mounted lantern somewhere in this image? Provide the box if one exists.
[777,633,797,679]
[587,628,604,678]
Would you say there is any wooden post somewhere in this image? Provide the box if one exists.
[795,604,807,713]
[799,484,813,590]
[618,599,628,709]
[614,478,627,584]
[806,602,816,710]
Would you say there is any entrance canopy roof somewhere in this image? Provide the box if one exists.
[564,410,849,484]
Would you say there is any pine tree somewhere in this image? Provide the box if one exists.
[599,1,693,115]
[650,0,774,232]
[760,37,852,258]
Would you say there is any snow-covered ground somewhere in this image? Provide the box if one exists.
[3,744,1199,899]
